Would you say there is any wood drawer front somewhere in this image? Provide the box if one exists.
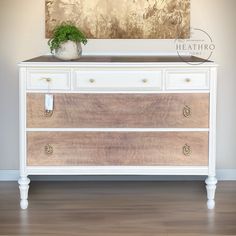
[27,132,208,166]
[27,69,71,90]
[166,70,209,90]
[27,93,209,128]
[74,70,162,91]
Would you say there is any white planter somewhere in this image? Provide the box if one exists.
[54,40,82,60]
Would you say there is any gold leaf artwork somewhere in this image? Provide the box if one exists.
[46,0,190,39]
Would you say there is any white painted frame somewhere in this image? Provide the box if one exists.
[18,60,218,209]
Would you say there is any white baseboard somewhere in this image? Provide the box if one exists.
[216,169,236,180]
[0,169,235,181]
[0,170,20,181]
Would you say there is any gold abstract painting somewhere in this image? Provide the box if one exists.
[46,0,190,39]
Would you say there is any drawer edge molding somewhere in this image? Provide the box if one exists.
[26,68,71,90]
[165,69,210,90]
[26,128,210,132]
[26,166,209,176]
[27,131,209,167]
[73,69,163,91]
[27,93,209,128]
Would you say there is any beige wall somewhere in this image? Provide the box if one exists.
[0,0,235,170]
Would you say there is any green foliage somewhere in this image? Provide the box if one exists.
[48,23,88,53]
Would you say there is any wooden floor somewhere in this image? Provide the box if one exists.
[0,181,236,236]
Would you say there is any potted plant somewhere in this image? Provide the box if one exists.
[48,23,87,60]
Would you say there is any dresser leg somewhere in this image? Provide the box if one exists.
[205,176,217,209]
[18,176,30,210]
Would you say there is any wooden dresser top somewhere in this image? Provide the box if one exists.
[24,55,212,63]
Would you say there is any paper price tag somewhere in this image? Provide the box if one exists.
[45,94,54,111]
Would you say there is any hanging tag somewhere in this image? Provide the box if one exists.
[45,94,54,112]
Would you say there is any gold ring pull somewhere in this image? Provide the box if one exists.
[185,78,191,83]
[183,105,191,118]
[45,144,53,155]
[89,79,95,83]
[44,110,53,118]
[183,144,191,156]
[142,79,148,83]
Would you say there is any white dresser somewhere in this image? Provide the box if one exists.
[18,55,218,210]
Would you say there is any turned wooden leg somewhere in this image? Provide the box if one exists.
[18,176,30,210]
[205,176,217,209]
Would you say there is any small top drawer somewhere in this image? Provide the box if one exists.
[27,69,71,90]
[73,70,162,91]
[166,70,209,90]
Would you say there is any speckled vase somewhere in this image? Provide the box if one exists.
[54,40,82,61]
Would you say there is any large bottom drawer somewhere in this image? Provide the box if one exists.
[27,132,208,166]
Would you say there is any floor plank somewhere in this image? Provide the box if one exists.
[0,181,236,235]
